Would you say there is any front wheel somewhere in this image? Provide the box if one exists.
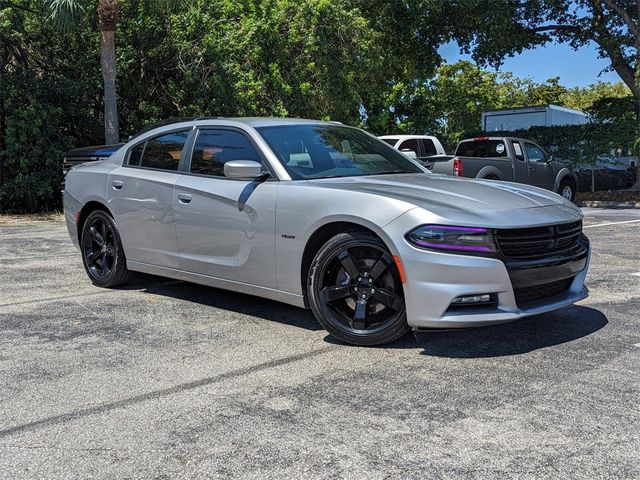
[80,210,134,288]
[307,231,410,346]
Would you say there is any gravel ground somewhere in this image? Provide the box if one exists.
[0,208,639,479]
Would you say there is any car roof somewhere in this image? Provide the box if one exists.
[131,117,344,138]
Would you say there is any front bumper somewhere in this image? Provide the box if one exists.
[395,232,590,330]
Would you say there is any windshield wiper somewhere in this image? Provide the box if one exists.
[368,170,409,176]
[312,174,346,179]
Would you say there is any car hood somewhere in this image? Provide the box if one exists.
[309,173,581,227]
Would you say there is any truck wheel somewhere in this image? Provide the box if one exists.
[559,179,576,202]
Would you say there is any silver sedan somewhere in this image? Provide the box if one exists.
[63,118,590,346]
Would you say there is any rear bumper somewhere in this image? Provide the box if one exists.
[398,238,590,329]
[63,190,82,250]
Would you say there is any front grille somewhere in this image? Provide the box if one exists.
[496,221,582,259]
[513,277,574,306]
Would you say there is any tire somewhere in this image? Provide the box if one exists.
[80,210,134,288]
[307,231,410,346]
[558,178,576,202]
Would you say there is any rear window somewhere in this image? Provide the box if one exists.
[455,140,508,158]
[128,130,190,171]
[422,139,437,156]
[380,138,398,147]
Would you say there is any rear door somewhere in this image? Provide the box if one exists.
[174,127,277,287]
[524,142,555,190]
[419,138,438,157]
[108,129,191,268]
[417,138,439,169]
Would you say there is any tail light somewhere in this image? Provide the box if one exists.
[453,157,463,176]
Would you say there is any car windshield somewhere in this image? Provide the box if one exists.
[256,124,423,180]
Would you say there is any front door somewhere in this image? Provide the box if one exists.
[174,128,277,287]
[524,142,555,190]
[108,129,191,268]
[510,139,529,183]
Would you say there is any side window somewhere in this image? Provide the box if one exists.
[190,129,263,177]
[128,130,189,171]
[421,139,437,156]
[398,139,418,154]
[525,143,546,163]
[511,141,524,161]
[128,142,145,166]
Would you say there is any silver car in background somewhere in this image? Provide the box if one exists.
[64,118,590,346]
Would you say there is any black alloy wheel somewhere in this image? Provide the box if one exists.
[80,210,134,288]
[308,231,409,346]
[83,216,115,280]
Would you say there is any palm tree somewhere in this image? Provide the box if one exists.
[45,0,120,144]
[45,0,182,144]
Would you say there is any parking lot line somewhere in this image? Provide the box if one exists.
[583,219,640,229]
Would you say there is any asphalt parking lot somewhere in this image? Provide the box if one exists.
[0,208,639,479]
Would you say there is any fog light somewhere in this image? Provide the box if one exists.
[451,294,492,305]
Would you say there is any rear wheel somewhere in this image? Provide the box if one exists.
[559,178,576,202]
[307,231,409,346]
[80,210,134,288]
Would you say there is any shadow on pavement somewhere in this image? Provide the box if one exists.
[414,305,607,358]
[134,274,322,332]
[127,275,607,357]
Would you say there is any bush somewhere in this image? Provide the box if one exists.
[0,72,74,212]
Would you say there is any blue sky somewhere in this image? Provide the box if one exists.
[439,41,621,87]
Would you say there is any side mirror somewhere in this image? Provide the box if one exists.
[400,149,418,160]
[224,160,265,180]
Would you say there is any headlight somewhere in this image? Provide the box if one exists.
[405,225,496,253]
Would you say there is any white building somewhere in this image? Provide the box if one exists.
[481,105,588,132]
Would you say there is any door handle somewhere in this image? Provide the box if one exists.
[528,166,535,173]
[112,180,124,190]
[177,193,192,204]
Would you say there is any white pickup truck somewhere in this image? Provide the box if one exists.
[378,135,448,162]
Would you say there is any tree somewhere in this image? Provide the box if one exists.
[44,0,182,144]
[112,0,431,136]
[426,0,640,100]
[374,60,634,148]
[0,1,102,211]
[44,0,119,143]
[374,62,524,145]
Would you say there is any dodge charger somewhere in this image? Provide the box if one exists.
[63,118,590,345]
